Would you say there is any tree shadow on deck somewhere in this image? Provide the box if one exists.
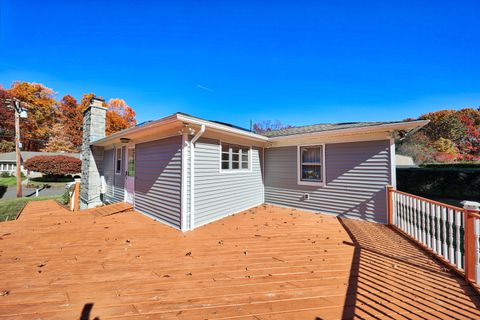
[337,217,480,319]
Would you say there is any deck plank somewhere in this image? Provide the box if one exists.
[0,201,478,319]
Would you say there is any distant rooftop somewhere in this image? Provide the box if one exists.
[260,120,412,137]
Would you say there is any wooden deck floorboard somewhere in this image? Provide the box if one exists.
[0,201,479,319]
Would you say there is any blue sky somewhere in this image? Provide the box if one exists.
[1,1,479,128]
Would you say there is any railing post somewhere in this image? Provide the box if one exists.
[462,200,480,284]
[72,181,80,212]
[464,210,476,282]
[387,185,394,225]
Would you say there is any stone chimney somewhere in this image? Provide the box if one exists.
[80,97,107,209]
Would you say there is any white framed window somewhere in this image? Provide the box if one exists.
[220,143,251,172]
[115,148,122,175]
[297,144,325,186]
[127,147,135,177]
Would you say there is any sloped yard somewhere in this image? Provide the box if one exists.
[0,201,479,319]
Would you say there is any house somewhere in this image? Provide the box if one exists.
[0,151,80,177]
[80,97,428,231]
[395,154,417,168]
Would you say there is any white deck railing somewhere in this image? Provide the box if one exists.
[387,187,480,285]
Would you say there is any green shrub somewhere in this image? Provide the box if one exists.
[397,168,480,201]
[31,175,74,183]
[0,172,11,178]
[61,188,70,205]
[420,162,480,169]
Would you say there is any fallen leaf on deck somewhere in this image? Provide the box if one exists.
[0,290,10,296]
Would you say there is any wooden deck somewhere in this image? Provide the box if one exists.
[0,201,479,319]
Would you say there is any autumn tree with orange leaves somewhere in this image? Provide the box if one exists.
[57,95,84,149]
[0,82,137,152]
[398,108,480,163]
[0,88,15,152]
[106,98,137,136]
[7,82,57,151]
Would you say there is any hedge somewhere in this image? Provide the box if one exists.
[24,155,81,176]
[420,162,480,169]
[397,168,480,201]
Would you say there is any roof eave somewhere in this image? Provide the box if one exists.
[268,120,430,141]
[91,113,269,146]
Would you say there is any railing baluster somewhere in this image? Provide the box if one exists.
[421,199,426,245]
[455,210,462,269]
[413,197,417,238]
[432,204,437,254]
[426,200,431,248]
[448,209,454,264]
[414,198,419,241]
[408,195,414,236]
[390,189,480,284]
[396,193,400,227]
[442,207,448,259]
[391,191,396,226]
[418,199,422,242]
[435,205,442,255]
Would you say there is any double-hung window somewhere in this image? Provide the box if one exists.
[221,143,250,171]
[115,148,122,175]
[298,145,324,186]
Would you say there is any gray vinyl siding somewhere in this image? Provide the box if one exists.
[193,138,264,228]
[103,149,115,203]
[264,140,391,223]
[111,146,125,203]
[135,136,182,229]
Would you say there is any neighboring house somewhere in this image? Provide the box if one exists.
[81,97,428,231]
[396,154,417,168]
[0,151,80,177]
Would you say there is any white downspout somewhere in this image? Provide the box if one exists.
[389,134,397,189]
[180,131,189,232]
[190,124,205,230]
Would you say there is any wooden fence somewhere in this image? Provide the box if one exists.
[387,186,480,286]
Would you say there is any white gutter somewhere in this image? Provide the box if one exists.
[177,114,268,142]
[190,124,205,230]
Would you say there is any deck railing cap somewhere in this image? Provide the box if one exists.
[461,200,480,211]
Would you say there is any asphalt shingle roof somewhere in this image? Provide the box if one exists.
[260,121,405,137]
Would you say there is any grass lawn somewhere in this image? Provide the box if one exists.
[0,176,25,187]
[0,195,63,222]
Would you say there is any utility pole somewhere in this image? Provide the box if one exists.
[14,99,22,198]
[0,96,28,198]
